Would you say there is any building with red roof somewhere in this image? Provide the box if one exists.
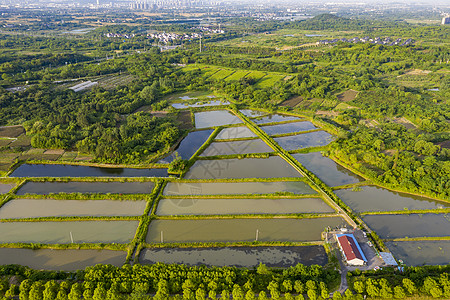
[336,233,367,266]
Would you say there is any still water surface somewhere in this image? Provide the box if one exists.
[0,199,147,218]
[17,181,155,195]
[335,186,450,212]
[0,220,139,244]
[156,198,333,215]
[200,140,273,156]
[0,248,126,271]
[194,110,243,128]
[185,156,302,179]
[215,126,257,139]
[253,114,302,125]
[159,129,214,163]
[140,246,328,267]
[146,218,346,243]
[386,241,450,266]
[163,181,317,196]
[274,131,334,151]
[292,152,362,187]
[261,121,317,135]
[363,214,450,239]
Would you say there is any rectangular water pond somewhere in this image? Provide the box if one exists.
[184,156,302,179]
[253,114,302,125]
[156,198,333,215]
[146,218,346,243]
[215,126,257,139]
[158,129,214,163]
[10,164,168,178]
[17,181,155,195]
[335,186,450,213]
[0,199,147,219]
[172,100,230,109]
[0,248,127,271]
[194,110,243,129]
[385,241,450,266]
[200,140,273,156]
[261,121,317,136]
[163,181,317,196]
[0,220,139,244]
[140,245,328,267]
[240,109,267,118]
[0,183,14,194]
[363,214,450,239]
[292,152,362,187]
[274,131,334,151]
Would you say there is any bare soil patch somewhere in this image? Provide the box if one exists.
[337,89,359,102]
[391,117,417,129]
[44,149,65,155]
[177,111,193,130]
[0,125,25,138]
[437,140,450,149]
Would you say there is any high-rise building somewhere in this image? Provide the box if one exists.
[442,16,450,25]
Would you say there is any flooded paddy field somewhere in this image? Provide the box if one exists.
[16,181,155,195]
[253,114,302,125]
[146,217,346,243]
[0,199,147,218]
[215,126,257,139]
[335,186,450,213]
[10,164,168,178]
[158,129,214,163]
[385,241,450,266]
[261,121,317,136]
[185,156,302,179]
[0,248,127,271]
[292,152,362,187]
[140,245,328,267]
[194,110,243,128]
[200,140,273,156]
[0,220,139,244]
[172,100,230,109]
[163,181,317,196]
[363,214,450,239]
[0,183,14,194]
[274,131,334,151]
[156,198,333,215]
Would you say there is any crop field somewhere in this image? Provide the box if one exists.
[182,64,287,88]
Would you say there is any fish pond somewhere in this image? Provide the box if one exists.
[253,114,302,125]
[184,156,302,179]
[156,198,333,215]
[0,199,147,218]
[194,110,243,128]
[146,217,345,243]
[10,164,168,178]
[16,181,155,195]
[215,126,257,139]
[261,121,317,136]
[172,100,230,109]
[158,129,214,163]
[274,131,334,151]
[139,245,328,267]
[385,241,450,266]
[0,248,127,271]
[335,186,450,213]
[200,140,273,156]
[0,183,14,194]
[240,109,267,118]
[163,181,317,196]
[362,214,450,239]
[0,220,139,244]
[292,152,362,187]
